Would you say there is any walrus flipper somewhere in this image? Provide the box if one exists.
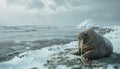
[71,39,83,55]
[81,50,98,66]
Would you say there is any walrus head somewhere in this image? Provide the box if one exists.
[78,29,94,44]
[77,29,95,54]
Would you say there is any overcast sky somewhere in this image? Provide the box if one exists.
[0,0,120,26]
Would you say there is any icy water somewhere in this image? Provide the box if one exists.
[0,25,79,42]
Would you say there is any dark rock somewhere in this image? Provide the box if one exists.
[30,67,38,69]
[44,49,120,69]
[91,27,114,35]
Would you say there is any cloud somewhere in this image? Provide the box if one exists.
[6,0,44,9]
[0,0,120,26]
[5,0,94,14]
[0,2,41,26]
[5,0,119,15]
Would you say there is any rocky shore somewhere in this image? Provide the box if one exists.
[0,39,74,62]
[44,49,120,69]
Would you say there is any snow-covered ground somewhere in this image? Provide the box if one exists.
[104,26,120,53]
[0,41,78,69]
[0,25,120,69]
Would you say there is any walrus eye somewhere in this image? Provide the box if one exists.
[84,32,88,37]
[84,33,87,36]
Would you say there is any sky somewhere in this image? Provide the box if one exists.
[0,0,120,27]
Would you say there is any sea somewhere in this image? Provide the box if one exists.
[0,25,80,42]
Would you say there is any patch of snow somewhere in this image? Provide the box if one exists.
[56,65,70,69]
[104,26,120,53]
[77,19,94,30]
[107,65,114,69]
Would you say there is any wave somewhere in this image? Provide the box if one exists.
[0,25,59,33]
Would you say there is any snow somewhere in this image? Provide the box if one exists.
[104,26,120,53]
[56,65,70,69]
[0,26,120,69]
[77,19,94,30]
[0,41,78,69]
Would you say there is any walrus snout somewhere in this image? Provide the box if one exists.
[78,34,82,40]
[78,33,85,41]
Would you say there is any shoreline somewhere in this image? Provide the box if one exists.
[0,39,75,62]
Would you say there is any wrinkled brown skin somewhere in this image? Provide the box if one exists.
[76,29,113,66]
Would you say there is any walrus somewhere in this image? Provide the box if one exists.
[74,29,113,66]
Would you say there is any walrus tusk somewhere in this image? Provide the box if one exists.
[80,39,83,56]
[78,39,83,55]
